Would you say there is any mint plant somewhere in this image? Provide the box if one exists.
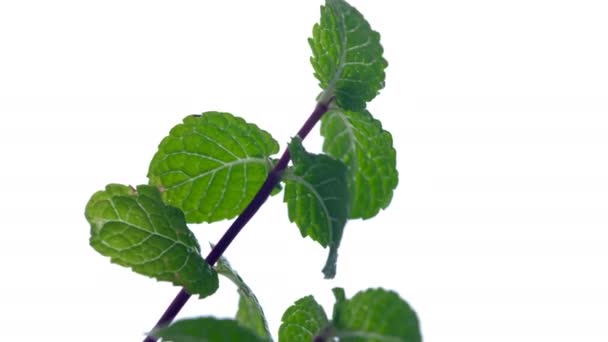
[84,0,421,341]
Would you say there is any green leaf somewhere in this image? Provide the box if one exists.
[84,184,218,298]
[332,288,422,342]
[214,252,271,340]
[148,112,279,223]
[309,0,387,111]
[152,317,268,342]
[279,295,329,342]
[283,137,351,279]
[321,108,397,219]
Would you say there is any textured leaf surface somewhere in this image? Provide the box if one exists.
[309,0,387,111]
[283,138,351,278]
[148,112,279,223]
[214,253,270,340]
[321,108,397,219]
[279,295,329,342]
[85,184,218,298]
[332,288,422,342]
[152,317,268,342]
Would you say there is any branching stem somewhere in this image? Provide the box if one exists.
[143,101,330,342]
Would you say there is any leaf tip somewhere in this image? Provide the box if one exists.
[332,287,346,302]
[322,247,339,279]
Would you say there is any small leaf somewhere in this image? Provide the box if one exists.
[214,252,271,340]
[309,0,387,110]
[332,288,422,342]
[283,137,351,278]
[148,112,279,223]
[321,108,397,219]
[279,295,329,342]
[85,184,218,298]
[152,317,268,342]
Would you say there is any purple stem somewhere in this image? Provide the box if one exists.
[143,101,330,342]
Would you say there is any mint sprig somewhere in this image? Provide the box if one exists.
[84,1,417,341]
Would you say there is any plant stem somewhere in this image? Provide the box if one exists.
[143,101,330,342]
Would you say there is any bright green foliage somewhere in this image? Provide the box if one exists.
[148,112,279,223]
[283,137,351,279]
[309,0,387,111]
[84,184,218,298]
[152,317,268,342]
[332,288,422,342]
[84,1,416,339]
[279,295,329,342]
[280,288,422,342]
[214,253,270,340]
[321,108,397,219]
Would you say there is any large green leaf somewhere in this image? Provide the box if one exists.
[321,108,397,219]
[214,252,270,340]
[309,0,387,111]
[279,295,329,342]
[283,137,351,279]
[148,112,279,223]
[152,317,268,342]
[332,288,422,342]
[85,184,218,298]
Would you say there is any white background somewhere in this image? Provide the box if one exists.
[1,0,607,341]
